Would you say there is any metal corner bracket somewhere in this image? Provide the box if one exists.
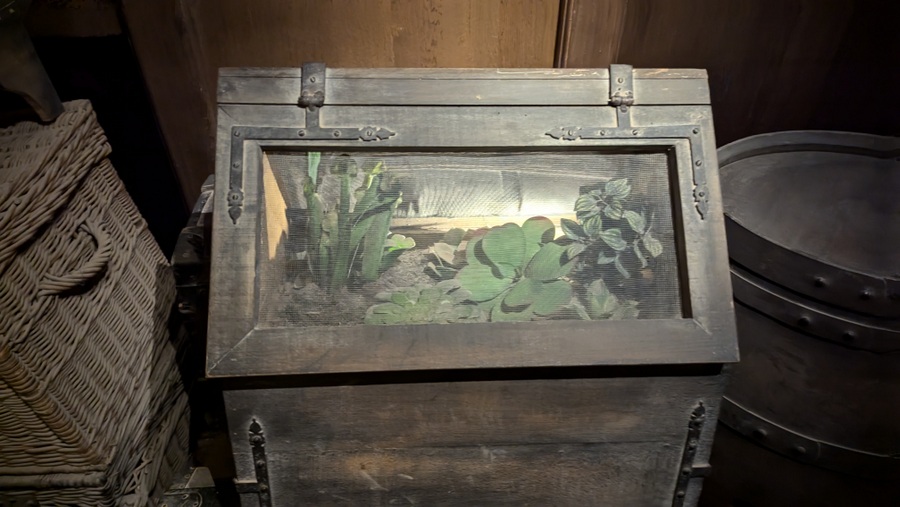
[545,64,710,219]
[234,418,272,506]
[228,62,396,223]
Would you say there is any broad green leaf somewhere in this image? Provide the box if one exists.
[614,256,631,279]
[456,264,512,302]
[522,216,556,245]
[566,242,587,259]
[495,262,518,279]
[598,228,627,251]
[583,215,603,236]
[532,280,573,316]
[587,279,618,318]
[633,242,648,268]
[390,288,417,306]
[572,299,591,320]
[643,232,664,257]
[560,218,587,240]
[623,210,646,234]
[443,228,466,247]
[482,223,526,269]
[574,194,598,212]
[597,252,617,265]
[603,202,624,220]
[491,301,533,322]
[605,178,631,199]
[465,235,491,268]
[504,278,538,307]
[384,234,415,252]
[524,242,576,281]
[611,300,640,320]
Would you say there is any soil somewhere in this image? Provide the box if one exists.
[277,249,437,327]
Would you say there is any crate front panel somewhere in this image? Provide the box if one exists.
[226,374,723,506]
[208,81,736,377]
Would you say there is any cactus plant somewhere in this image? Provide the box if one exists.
[303,154,411,293]
[364,280,485,325]
[455,217,576,322]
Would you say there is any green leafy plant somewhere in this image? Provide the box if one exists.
[364,280,484,325]
[455,217,576,322]
[561,178,663,281]
[304,154,413,293]
[578,279,639,320]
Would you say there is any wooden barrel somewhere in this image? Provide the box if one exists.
[700,131,900,507]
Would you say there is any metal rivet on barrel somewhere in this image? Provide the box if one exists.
[842,331,856,342]
[632,129,639,135]
[695,160,703,166]
[859,289,872,300]
[692,128,700,134]
[676,490,686,498]
[231,162,239,168]
[600,130,607,136]
[752,428,767,439]
[797,316,810,327]
[332,130,341,137]
[233,130,241,137]
[792,445,807,456]
[298,129,306,137]
[813,276,826,288]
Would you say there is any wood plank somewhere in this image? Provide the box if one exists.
[555,0,628,68]
[615,0,854,145]
[25,0,121,37]
[558,0,856,145]
[121,0,215,202]
[218,74,709,105]
[122,0,560,202]
[209,319,728,378]
[226,376,724,506]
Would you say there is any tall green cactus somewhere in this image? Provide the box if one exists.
[302,155,412,294]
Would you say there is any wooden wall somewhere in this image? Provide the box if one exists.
[121,0,560,202]
[122,0,897,202]
[557,0,899,145]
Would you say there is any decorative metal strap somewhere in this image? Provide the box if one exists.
[227,62,396,224]
[234,419,272,506]
[672,402,710,507]
[720,397,900,481]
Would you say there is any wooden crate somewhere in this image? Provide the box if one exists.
[208,65,737,506]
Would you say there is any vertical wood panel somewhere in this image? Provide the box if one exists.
[555,0,627,68]
[558,0,857,145]
[123,0,559,202]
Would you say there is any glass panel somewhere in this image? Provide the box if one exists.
[257,151,682,328]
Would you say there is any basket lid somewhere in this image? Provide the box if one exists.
[0,100,110,270]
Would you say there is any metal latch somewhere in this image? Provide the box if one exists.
[298,62,325,109]
[609,64,634,128]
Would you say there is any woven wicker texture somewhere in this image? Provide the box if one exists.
[0,101,188,505]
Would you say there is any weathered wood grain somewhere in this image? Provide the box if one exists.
[227,375,724,506]
[121,0,560,202]
[557,0,857,145]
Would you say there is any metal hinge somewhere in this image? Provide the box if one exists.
[609,64,634,128]
[672,402,710,507]
[234,419,272,506]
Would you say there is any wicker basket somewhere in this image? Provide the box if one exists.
[0,101,188,505]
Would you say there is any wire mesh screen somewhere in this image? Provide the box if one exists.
[257,151,683,328]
